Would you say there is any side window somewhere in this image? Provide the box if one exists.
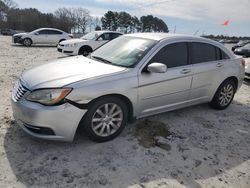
[149,42,188,68]
[110,33,122,40]
[99,33,111,41]
[38,30,49,35]
[221,50,230,60]
[192,42,218,64]
[48,30,63,35]
[215,47,230,60]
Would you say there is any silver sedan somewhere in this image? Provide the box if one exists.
[11,33,245,142]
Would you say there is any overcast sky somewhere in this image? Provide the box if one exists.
[15,0,250,36]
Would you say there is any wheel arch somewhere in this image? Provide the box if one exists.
[223,76,238,90]
[89,94,134,123]
[22,37,33,44]
[59,39,66,43]
[78,45,93,54]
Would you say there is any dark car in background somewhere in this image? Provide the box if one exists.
[1,28,17,36]
[232,40,250,52]
[234,43,250,57]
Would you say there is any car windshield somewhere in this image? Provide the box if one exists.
[90,36,157,67]
[243,43,250,49]
[81,32,99,40]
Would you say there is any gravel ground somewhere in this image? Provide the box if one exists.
[0,36,250,188]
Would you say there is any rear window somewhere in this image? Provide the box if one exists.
[192,42,229,64]
[191,42,217,64]
[48,30,63,35]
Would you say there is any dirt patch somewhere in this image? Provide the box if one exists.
[193,116,214,129]
[135,119,172,150]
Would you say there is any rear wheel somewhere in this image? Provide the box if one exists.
[210,79,236,110]
[80,97,128,142]
[23,38,32,47]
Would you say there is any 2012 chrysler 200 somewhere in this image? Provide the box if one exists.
[11,33,245,142]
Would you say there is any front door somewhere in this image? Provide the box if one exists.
[138,42,193,117]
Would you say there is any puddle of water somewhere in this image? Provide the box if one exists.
[135,119,172,151]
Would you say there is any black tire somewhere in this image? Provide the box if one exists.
[210,79,236,110]
[80,97,128,142]
[78,46,92,56]
[23,38,32,47]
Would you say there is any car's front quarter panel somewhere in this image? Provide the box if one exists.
[66,69,140,116]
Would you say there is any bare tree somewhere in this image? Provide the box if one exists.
[73,8,92,33]
[2,0,17,10]
[92,16,101,29]
[55,7,92,33]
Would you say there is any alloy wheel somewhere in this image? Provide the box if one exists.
[219,84,234,106]
[91,103,123,137]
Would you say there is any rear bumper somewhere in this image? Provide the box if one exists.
[11,96,87,142]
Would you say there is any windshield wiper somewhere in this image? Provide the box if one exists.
[91,56,114,65]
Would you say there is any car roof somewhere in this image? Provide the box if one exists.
[125,32,208,41]
[125,32,234,59]
[94,30,123,35]
[35,28,65,32]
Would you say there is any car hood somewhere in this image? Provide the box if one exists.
[236,47,250,52]
[60,38,87,45]
[13,32,28,37]
[21,56,127,90]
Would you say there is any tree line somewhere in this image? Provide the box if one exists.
[0,0,168,33]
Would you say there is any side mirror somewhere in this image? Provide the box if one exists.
[34,32,39,35]
[147,62,167,73]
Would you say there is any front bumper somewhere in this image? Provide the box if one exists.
[11,96,87,142]
[12,36,23,44]
[57,45,78,55]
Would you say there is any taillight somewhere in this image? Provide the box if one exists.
[240,59,245,67]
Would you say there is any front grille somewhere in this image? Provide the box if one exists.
[12,80,29,102]
[13,36,22,43]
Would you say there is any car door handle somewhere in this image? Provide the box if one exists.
[216,63,224,67]
[180,69,191,74]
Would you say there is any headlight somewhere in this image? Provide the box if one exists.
[26,88,72,105]
[65,43,77,47]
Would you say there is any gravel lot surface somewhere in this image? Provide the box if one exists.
[0,36,249,188]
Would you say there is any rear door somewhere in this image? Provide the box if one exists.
[35,29,50,44]
[189,42,229,101]
[47,30,63,44]
[138,42,193,117]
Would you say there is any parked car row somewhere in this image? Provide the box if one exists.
[11,33,245,142]
[12,28,123,57]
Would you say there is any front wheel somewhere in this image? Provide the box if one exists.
[210,79,236,110]
[23,38,32,47]
[80,97,128,142]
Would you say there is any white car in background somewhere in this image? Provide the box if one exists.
[12,28,72,47]
[57,31,122,56]
[245,58,250,79]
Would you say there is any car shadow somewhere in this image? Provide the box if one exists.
[11,44,57,48]
[3,101,250,187]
